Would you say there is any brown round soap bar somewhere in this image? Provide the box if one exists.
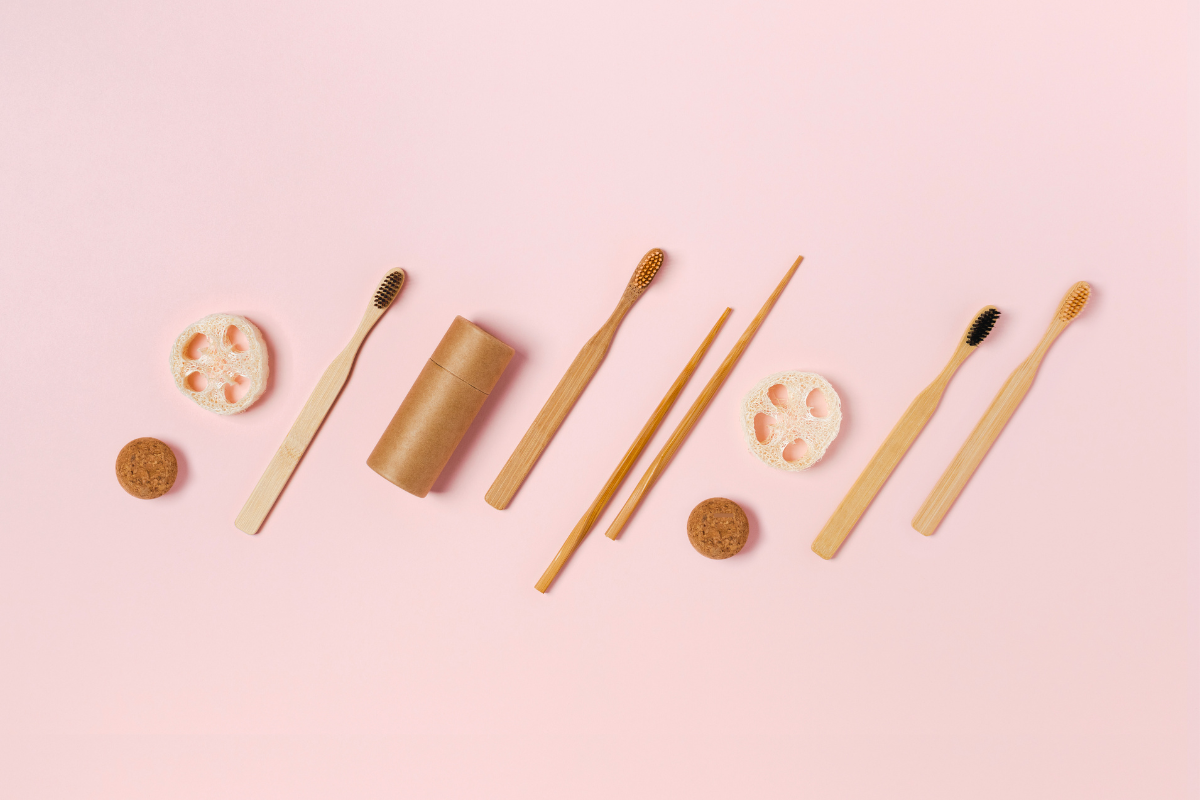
[115,438,178,499]
[687,497,750,559]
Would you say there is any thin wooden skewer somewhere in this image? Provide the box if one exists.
[605,255,804,541]
[912,281,1091,536]
[810,305,1000,559]
[485,249,665,510]
[235,270,406,535]
[535,308,732,593]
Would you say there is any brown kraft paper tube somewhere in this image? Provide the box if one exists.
[367,316,515,497]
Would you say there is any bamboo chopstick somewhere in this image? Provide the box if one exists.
[605,255,803,541]
[535,307,732,593]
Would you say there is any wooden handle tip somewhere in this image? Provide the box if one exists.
[911,519,938,537]
[483,489,510,510]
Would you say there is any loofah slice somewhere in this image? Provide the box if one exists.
[169,313,269,415]
[741,371,841,471]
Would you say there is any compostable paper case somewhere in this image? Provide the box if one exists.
[367,316,514,497]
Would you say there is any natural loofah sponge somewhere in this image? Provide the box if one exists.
[741,371,841,471]
[169,313,269,415]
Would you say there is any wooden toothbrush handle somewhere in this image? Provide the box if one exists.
[812,378,951,559]
[911,351,1044,536]
[811,340,979,559]
[485,306,628,510]
[234,339,362,535]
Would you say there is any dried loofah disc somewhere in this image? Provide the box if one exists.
[169,313,269,415]
[741,371,842,471]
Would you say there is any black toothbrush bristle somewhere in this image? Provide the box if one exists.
[374,271,404,309]
[966,307,1000,346]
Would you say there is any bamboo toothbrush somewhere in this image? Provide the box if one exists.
[485,249,665,510]
[235,269,406,535]
[912,281,1091,536]
[535,307,731,593]
[605,255,803,541]
[810,305,1000,559]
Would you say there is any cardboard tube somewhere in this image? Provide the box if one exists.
[367,316,514,497]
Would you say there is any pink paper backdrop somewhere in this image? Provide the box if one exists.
[1,0,1195,797]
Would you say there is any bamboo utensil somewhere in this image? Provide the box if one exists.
[912,281,1091,536]
[235,270,406,535]
[485,249,665,510]
[535,307,731,593]
[810,305,1000,559]
[605,255,804,541]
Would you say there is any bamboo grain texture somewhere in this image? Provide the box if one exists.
[485,250,664,510]
[235,270,405,535]
[912,282,1090,536]
[535,307,731,593]
[810,306,998,560]
[605,254,804,541]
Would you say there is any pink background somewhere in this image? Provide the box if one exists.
[1,1,1196,797]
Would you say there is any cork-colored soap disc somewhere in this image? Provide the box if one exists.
[687,497,750,559]
[115,438,178,499]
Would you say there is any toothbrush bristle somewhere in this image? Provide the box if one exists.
[374,270,405,309]
[630,249,664,292]
[1058,282,1090,321]
[965,307,1000,346]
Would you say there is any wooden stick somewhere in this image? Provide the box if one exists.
[485,249,665,510]
[535,307,731,593]
[912,281,1091,536]
[605,255,804,541]
[810,306,999,559]
[234,270,406,535]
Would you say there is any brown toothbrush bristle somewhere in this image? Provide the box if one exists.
[1058,281,1090,321]
[374,270,405,309]
[630,249,664,292]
